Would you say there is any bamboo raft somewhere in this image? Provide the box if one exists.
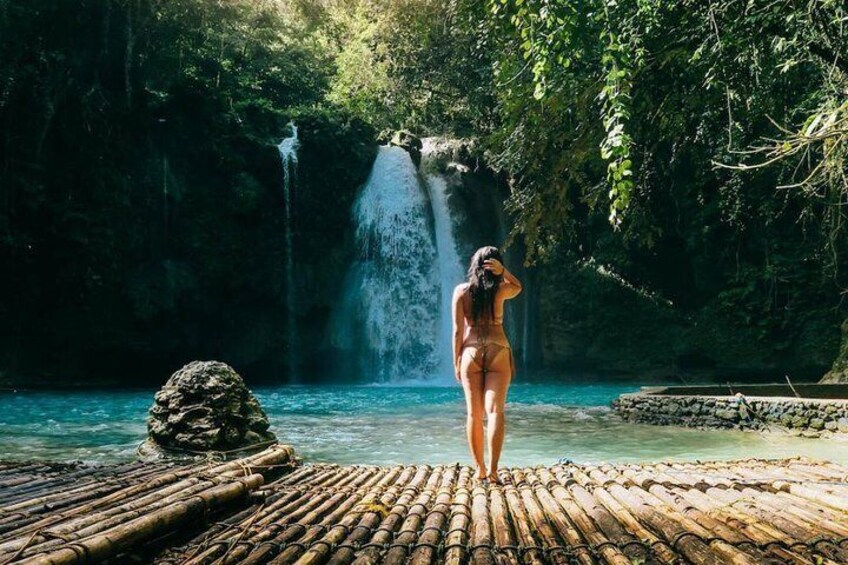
[2,449,848,564]
[0,446,296,565]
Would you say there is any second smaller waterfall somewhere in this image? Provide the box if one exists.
[421,140,466,380]
[278,122,299,379]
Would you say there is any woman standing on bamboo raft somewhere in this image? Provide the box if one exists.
[453,246,522,484]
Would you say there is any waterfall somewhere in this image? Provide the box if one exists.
[331,138,514,383]
[421,140,466,381]
[277,122,298,380]
[331,146,446,382]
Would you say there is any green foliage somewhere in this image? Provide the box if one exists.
[314,0,495,134]
[1,0,845,381]
[487,0,847,244]
[324,4,398,125]
[480,0,847,370]
[488,0,642,226]
[0,0,374,382]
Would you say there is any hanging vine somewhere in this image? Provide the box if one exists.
[488,0,642,228]
[597,0,641,226]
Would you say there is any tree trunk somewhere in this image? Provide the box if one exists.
[124,0,134,108]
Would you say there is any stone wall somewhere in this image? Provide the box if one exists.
[612,390,848,438]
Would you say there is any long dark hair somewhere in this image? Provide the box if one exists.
[467,246,504,323]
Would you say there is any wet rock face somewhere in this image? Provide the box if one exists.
[147,361,276,452]
[389,130,423,166]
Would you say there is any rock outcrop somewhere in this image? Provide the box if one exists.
[144,361,276,457]
[389,129,423,166]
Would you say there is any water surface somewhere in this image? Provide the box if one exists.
[2,383,847,465]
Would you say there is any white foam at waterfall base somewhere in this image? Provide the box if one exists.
[331,146,441,382]
[278,122,298,380]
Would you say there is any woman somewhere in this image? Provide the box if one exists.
[452,246,522,484]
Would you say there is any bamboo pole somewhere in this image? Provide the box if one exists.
[159,502,267,564]
[772,490,848,528]
[266,466,330,488]
[619,465,759,544]
[528,467,630,565]
[0,467,177,530]
[295,466,437,565]
[0,463,116,496]
[15,474,264,565]
[261,466,420,565]
[678,460,845,564]
[185,487,341,564]
[745,486,848,540]
[262,491,372,565]
[560,466,679,565]
[8,453,848,565]
[329,467,436,565]
[349,466,444,565]
[647,463,819,565]
[224,467,410,565]
[501,473,545,565]
[377,466,440,565]
[541,466,651,565]
[12,476,251,557]
[510,468,574,565]
[0,446,291,555]
[705,484,848,563]
[606,466,761,565]
[0,445,294,563]
[621,463,792,564]
[0,464,57,479]
[579,467,728,565]
[468,479,496,565]
[442,466,472,565]
[244,492,363,565]
[738,462,848,514]
[486,480,519,565]
[407,467,457,565]
[1,463,182,515]
[8,446,294,557]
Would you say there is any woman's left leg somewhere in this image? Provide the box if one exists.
[483,349,512,481]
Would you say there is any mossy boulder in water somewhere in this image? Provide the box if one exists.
[144,361,276,457]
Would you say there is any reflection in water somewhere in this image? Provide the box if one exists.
[2,384,847,465]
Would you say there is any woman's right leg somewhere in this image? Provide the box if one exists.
[460,352,486,479]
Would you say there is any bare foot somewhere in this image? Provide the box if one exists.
[487,471,502,485]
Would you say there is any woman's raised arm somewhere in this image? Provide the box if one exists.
[500,267,522,299]
[484,258,522,299]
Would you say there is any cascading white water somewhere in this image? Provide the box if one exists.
[420,140,466,381]
[332,138,515,383]
[277,122,299,379]
[330,146,441,381]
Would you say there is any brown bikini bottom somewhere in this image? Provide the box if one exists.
[461,338,515,377]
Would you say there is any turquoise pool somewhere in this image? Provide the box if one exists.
[2,383,847,465]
